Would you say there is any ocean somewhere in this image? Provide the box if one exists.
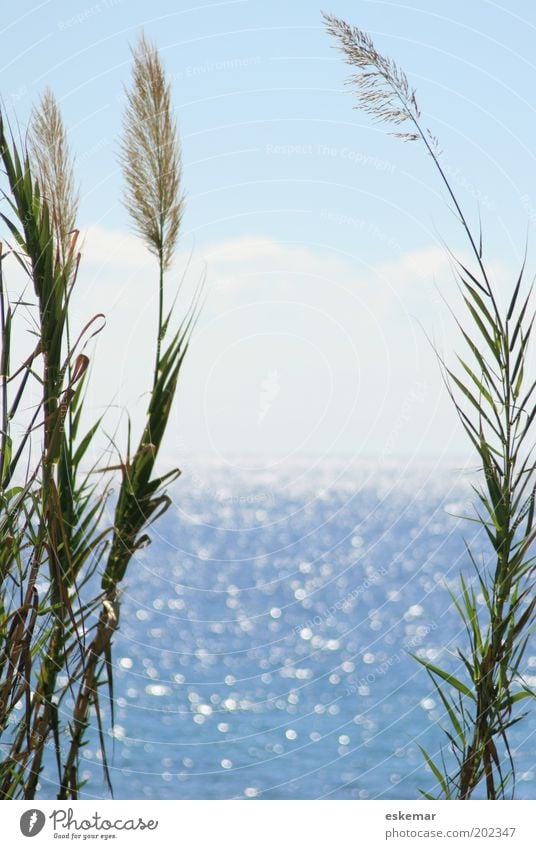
[39,459,536,799]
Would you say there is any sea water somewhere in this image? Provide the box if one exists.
[38,458,536,799]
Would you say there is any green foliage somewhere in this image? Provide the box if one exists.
[0,34,196,799]
[325,13,536,799]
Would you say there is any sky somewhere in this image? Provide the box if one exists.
[2,0,536,466]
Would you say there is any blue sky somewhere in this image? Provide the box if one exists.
[2,0,536,464]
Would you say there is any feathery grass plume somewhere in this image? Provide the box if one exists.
[322,12,484,273]
[325,12,536,800]
[0,108,108,800]
[0,34,195,799]
[54,36,197,799]
[322,13,423,141]
[120,32,184,385]
[120,33,182,269]
[29,87,79,262]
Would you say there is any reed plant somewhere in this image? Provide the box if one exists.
[324,12,536,799]
[0,33,196,799]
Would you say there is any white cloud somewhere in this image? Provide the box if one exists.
[378,245,452,286]
[77,226,454,314]
[199,234,356,285]
[4,226,466,460]
[82,224,150,270]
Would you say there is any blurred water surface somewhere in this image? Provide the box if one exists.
[40,459,536,799]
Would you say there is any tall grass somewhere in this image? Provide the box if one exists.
[324,12,536,799]
[0,33,197,799]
